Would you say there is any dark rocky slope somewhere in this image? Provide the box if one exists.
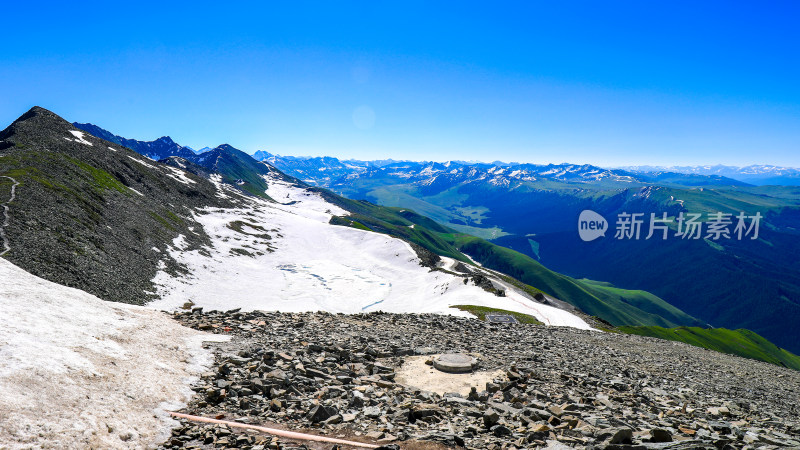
[0,107,237,304]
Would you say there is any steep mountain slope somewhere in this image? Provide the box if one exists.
[6,107,799,372]
[0,107,234,304]
[442,234,701,328]
[486,191,800,352]
[318,191,800,367]
[73,122,196,160]
[58,113,794,350]
[73,123,288,200]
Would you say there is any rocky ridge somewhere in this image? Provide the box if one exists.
[73,122,197,160]
[164,310,800,449]
[0,107,238,303]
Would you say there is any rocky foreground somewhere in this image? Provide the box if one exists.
[163,310,800,449]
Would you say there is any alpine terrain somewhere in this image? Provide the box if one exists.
[1,107,798,449]
[252,154,800,354]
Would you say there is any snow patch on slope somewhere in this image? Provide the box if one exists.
[163,165,196,185]
[68,130,93,146]
[0,258,226,448]
[127,155,157,169]
[150,180,591,329]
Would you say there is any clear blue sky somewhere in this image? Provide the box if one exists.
[1,1,798,166]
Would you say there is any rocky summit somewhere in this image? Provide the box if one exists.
[165,310,800,449]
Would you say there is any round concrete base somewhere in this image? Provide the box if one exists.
[433,353,478,373]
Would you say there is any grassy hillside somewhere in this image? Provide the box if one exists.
[451,305,543,325]
[443,233,702,328]
[367,184,510,239]
[619,325,800,371]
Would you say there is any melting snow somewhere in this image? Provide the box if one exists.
[0,258,227,448]
[68,130,93,146]
[150,179,590,329]
[208,174,234,199]
[127,155,157,170]
[163,165,196,185]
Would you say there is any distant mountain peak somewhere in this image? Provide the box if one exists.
[74,123,195,161]
[156,136,177,144]
[210,144,244,154]
[252,150,273,161]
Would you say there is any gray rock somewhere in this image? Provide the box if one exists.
[306,405,338,423]
[648,428,672,442]
[483,410,500,428]
[362,406,382,419]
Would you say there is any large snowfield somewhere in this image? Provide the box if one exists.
[151,178,591,330]
[0,258,227,449]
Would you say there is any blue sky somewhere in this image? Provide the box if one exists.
[1,1,798,166]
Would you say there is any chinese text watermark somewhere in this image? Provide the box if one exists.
[579,210,762,242]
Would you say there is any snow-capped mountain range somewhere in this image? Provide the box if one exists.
[617,164,800,185]
[251,153,749,188]
[252,151,406,186]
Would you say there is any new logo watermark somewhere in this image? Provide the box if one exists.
[578,210,762,242]
[578,210,608,241]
